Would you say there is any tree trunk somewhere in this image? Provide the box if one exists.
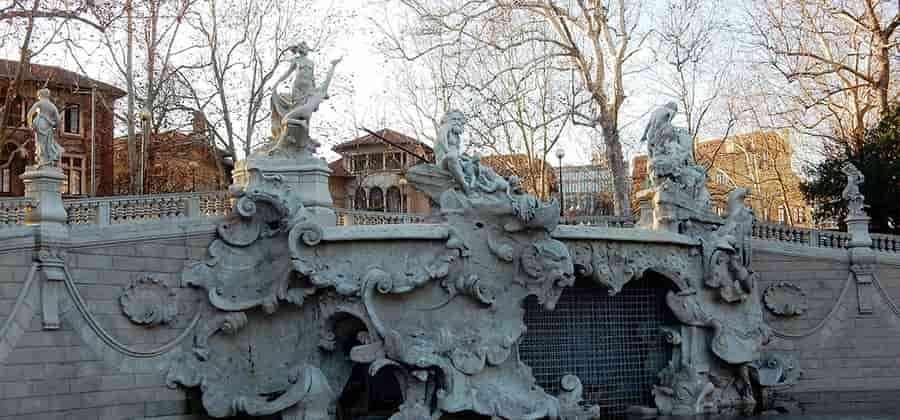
[125,0,138,194]
[600,122,631,216]
[0,0,39,150]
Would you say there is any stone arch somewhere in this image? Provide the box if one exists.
[368,187,384,211]
[385,186,401,213]
[354,188,367,210]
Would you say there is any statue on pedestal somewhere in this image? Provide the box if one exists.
[841,162,867,218]
[27,88,64,167]
[267,41,341,155]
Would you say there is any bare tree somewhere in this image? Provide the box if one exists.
[384,0,650,216]
[181,0,349,159]
[649,0,735,149]
[0,0,113,151]
[750,0,899,151]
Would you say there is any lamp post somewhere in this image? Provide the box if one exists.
[556,148,565,216]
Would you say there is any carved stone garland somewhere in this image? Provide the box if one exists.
[119,275,178,326]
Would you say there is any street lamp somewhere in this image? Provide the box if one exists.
[556,148,565,216]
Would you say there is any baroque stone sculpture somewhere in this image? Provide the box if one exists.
[119,275,178,326]
[640,102,715,233]
[168,109,598,419]
[842,162,867,218]
[268,41,341,155]
[162,99,791,419]
[27,88,64,167]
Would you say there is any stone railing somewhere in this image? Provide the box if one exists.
[751,221,854,250]
[560,215,636,228]
[64,191,231,226]
[335,208,431,226]
[872,233,900,253]
[0,198,36,228]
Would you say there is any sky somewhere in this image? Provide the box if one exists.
[0,0,766,167]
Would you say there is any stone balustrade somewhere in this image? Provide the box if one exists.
[2,192,898,255]
[64,191,231,225]
[0,198,36,227]
[560,215,636,228]
[335,208,431,225]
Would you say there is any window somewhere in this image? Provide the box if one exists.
[368,187,384,211]
[354,188,367,210]
[5,98,24,127]
[368,154,384,171]
[715,170,728,185]
[351,155,367,173]
[0,168,9,193]
[60,155,85,196]
[385,152,402,170]
[386,186,401,212]
[778,206,786,224]
[63,104,80,134]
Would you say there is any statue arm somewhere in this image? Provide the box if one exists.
[318,58,342,98]
[273,62,296,91]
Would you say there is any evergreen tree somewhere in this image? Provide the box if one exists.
[802,103,900,234]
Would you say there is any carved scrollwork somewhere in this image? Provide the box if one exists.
[763,282,809,317]
[119,275,178,327]
[519,238,575,310]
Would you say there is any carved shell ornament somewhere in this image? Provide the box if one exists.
[119,276,178,326]
[763,282,808,317]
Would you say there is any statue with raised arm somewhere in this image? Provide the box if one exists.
[27,88,64,167]
[841,162,867,217]
[268,41,341,154]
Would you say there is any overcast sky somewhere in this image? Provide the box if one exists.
[1,0,759,166]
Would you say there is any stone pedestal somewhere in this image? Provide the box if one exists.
[22,165,68,227]
[846,215,872,248]
[232,147,335,227]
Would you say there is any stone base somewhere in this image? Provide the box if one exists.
[232,149,335,227]
[846,215,872,248]
[22,165,68,226]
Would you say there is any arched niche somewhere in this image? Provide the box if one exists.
[519,272,680,419]
[386,186,401,213]
[354,188,367,210]
[368,187,384,211]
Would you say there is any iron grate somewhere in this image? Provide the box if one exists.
[519,277,674,419]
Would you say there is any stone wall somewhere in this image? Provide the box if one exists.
[754,244,900,414]
[0,226,214,420]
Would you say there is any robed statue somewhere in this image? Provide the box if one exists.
[268,41,341,154]
[27,88,64,167]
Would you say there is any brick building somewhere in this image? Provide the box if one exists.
[112,113,232,194]
[478,153,557,200]
[329,129,434,213]
[632,131,813,226]
[0,59,125,197]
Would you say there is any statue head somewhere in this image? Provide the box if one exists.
[440,110,466,135]
[289,42,311,56]
[37,88,51,100]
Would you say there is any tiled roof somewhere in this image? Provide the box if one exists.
[332,128,432,152]
[0,59,126,97]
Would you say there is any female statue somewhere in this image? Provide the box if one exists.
[27,88,64,167]
[270,41,341,144]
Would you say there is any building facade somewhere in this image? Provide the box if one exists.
[555,164,615,217]
[329,129,434,213]
[0,59,125,197]
[632,130,813,226]
[112,113,232,194]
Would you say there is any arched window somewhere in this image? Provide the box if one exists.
[369,187,384,211]
[0,142,24,195]
[386,186,401,213]
[354,188,367,210]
